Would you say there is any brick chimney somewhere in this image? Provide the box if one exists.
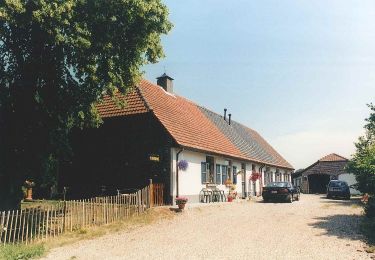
[156,73,174,93]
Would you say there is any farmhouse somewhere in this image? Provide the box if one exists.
[292,153,359,194]
[60,74,293,203]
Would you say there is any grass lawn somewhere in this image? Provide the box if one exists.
[0,244,45,260]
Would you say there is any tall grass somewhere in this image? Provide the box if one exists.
[0,244,45,260]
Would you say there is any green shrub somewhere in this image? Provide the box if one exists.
[361,218,375,245]
[0,244,45,260]
[365,197,375,218]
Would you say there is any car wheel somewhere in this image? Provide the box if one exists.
[295,193,300,201]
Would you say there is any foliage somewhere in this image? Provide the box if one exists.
[224,178,233,187]
[175,197,188,204]
[347,104,375,196]
[24,180,35,188]
[365,197,375,218]
[0,244,45,260]
[177,160,188,171]
[250,171,260,182]
[361,217,375,245]
[0,0,172,210]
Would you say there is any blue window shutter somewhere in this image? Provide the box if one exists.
[201,162,206,184]
[216,164,221,185]
[233,166,237,184]
[222,165,228,184]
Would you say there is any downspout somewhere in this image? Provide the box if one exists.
[176,148,184,198]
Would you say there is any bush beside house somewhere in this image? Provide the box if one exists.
[347,104,375,243]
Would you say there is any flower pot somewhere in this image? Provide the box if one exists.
[228,197,233,202]
[177,203,186,210]
[25,188,33,201]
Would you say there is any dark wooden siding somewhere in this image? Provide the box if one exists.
[60,112,175,203]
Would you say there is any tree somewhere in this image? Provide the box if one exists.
[347,104,375,195]
[0,0,172,210]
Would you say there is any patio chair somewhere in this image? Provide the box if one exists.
[199,188,213,203]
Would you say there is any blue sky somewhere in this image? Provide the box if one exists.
[144,0,375,169]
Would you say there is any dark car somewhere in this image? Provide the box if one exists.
[262,182,300,203]
[326,180,350,200]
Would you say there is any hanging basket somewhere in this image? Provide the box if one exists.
[250,172,260,182]
[178,160,189,171]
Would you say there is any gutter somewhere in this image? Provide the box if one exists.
[176,148,184,198]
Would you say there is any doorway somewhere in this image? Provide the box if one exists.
[308,174,330,194]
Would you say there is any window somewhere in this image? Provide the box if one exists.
[216,164,222,185]
[233,166,237,184]
[222,165,228,184]
[266,182,288,188]
[276,169,280,182]
[201,162,207,184]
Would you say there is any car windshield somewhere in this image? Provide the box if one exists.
[329,181,347,187]
[266,182,289,188]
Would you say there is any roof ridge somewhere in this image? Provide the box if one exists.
[198,105,293,169]
[136,81,153,111]
[319,153,348,161]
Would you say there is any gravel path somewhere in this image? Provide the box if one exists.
[42,195,372,260]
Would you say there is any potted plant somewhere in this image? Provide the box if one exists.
[224,178,233,187]
[24,180,35,201]
[178,160,189,171]
[250,172,260,182]
[227,185,237,202]
[175,196,188,210]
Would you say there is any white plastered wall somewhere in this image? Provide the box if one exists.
[171,148,293,201]
[171,148,245,201]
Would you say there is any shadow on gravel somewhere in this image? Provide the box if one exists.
[320,196,362,207]
[309,214,365,241]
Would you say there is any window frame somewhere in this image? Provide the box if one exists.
[222,165,228,185]
[216,164,222,185]
[233,166,237,184]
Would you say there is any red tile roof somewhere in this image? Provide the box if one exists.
[139,80,244,159]
[96,88,150,118]
[97,79,293,169]
[319,153,348,162]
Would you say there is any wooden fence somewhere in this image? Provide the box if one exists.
[0,183,165,245]
[150,183,164,207]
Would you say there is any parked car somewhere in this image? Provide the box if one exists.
[262,182,300,203]
[326,180,350,200]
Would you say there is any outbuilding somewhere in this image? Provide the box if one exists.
[292,153,360,194]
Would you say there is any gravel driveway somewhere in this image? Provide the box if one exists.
[42,195,371,260]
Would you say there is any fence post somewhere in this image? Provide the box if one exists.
[63,201,66,232]
[0,211,5,244]
[149,179,153,208]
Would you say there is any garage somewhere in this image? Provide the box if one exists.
[294,153,350,194]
